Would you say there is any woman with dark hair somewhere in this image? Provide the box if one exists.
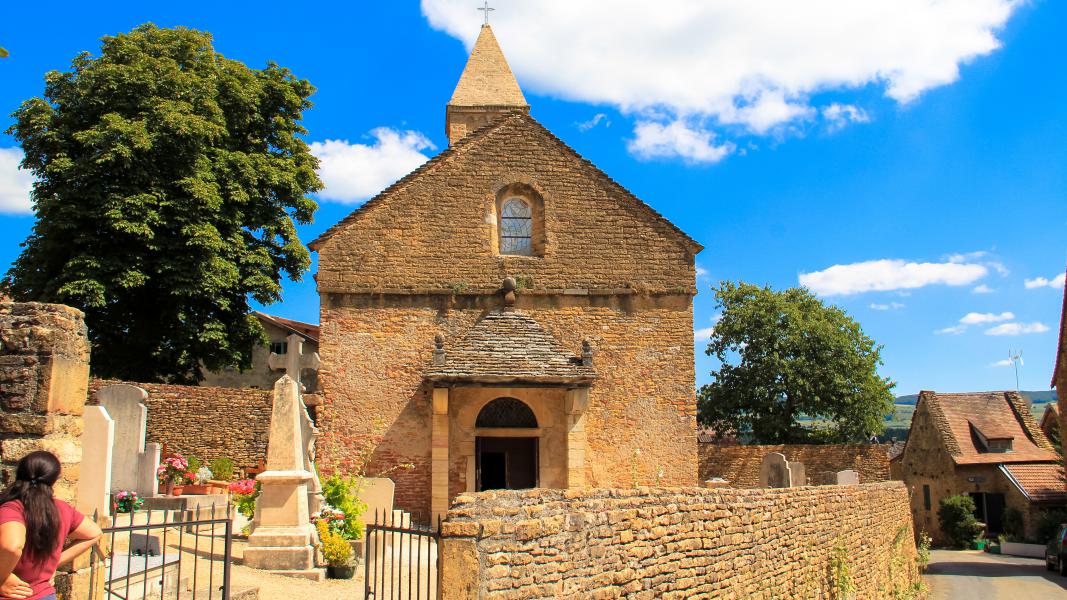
[0,451,101,600]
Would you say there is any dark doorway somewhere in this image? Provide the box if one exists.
[476,437,538,491]
[969,492,1006,534]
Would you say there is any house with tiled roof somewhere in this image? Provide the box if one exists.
[1040,403,1060,451]
[898,390,1065,543]
[1054,267,1067,469]
[311,24,700,521]
[200,311,319,392]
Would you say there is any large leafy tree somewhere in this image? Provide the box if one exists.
[698,281,895,444]
[4,24,321,383]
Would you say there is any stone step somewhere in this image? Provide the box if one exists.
[243,546,315,571]
[246,529,311,547]
[263,569,325,582]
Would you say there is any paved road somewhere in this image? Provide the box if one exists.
[926,549,1067,599]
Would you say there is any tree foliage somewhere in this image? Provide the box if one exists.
[4,24,321,382]
[697,281,895,443]
[937,494,984,548]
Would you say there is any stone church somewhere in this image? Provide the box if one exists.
[310,24,702,521]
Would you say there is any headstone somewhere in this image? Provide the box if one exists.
[835,469,860,485]
[77,406,114,517]
[759,453,792,488]
[243,376,322,580]
[361,478,396,520]
[791,462,806,487]
[98,385,148,492]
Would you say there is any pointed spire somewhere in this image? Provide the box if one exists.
[445,24,529,145]
[449,24,528,107]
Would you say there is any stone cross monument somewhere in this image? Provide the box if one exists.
[243,376,323,580]
[268,333,320,392]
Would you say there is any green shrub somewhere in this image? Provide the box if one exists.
[1002,506,1025,541]
[937,494,984,548]
[209,457,235,480]
[1036,509,1067,544]
[322,474,368,540]
[187,456,202,473]
[916,530,932,572]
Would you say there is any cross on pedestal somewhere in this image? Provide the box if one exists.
[268,333,321,392]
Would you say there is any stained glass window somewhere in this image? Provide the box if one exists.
[499,197,532,255]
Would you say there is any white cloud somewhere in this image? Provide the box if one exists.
[959,311,1014,325]
[972,284,994,294]
[799,259,987,296]
[0,147,34,214]
[628,120,734,164]
[823,104,870,132]
[984,322,1050,336]
[694,326,716,342]
[423,0,1022,156]
[988,358,1014,367]
[576,113,610,132]
[309,128,435,204]
[935,325,967,335]
[1024,273,1066,289]
[695,265,709,278]
[870,302,905,311]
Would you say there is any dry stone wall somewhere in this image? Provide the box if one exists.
[439,483,921,600]
[88,379,271,470]
[699,443,891,487]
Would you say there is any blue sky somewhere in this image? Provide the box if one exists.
[0,1,1064,395]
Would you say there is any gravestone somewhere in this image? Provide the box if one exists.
[77,406,114,517]
[97,384,159,497]
[269,333,324,514]
[361,477,396,521]
[759,453,792,488]
[243,376,322,580]
[791,462,806,487]
[835,469,860,485]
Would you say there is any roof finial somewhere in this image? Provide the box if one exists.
[478,1,494,25]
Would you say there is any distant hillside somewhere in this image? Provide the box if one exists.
[895,390,1057,405]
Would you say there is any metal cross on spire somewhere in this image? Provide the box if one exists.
[478,1,495,25]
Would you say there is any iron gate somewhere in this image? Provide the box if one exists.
[89,504,233,600]
[364,510,440,599]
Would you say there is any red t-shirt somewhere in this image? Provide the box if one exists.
[0,498,84,600]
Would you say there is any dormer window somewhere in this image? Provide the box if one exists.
[970,421,1014,453]
[499,197,532,255]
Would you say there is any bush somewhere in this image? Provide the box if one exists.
[209,457,235,480]
[322,474,368,540]
[229,478,259,520]
[187,456,202,473]
[1002,506,1025,542]
[1036,509,1067,544]
[937,495,985,548]
[316,519,352,567]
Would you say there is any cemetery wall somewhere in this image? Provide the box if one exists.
[89,379,271,469]
[439,482,921,600]
[699,442,891,486]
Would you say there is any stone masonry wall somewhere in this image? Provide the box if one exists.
[0,302,88,500]
[317,295,697,518]
[699,443,891,487]
[88,379,272,470]
[439,483,921,599]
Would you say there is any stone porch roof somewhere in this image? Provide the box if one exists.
[921,390,1057,465]
[425,310,595,385]
[1000,463,1067,504]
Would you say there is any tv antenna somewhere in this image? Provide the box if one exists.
[1007,349,1023,392]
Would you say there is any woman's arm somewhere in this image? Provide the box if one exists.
[0,521,26,585]
[57,518,102,567]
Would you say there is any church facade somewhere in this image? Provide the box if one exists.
[311,25,702,520]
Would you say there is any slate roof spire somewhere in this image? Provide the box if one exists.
[446,24,529,144]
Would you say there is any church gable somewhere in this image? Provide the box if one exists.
[313,112,701,295]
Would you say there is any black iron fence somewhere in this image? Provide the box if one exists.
[88,504,233,600]
[364,510,440,600]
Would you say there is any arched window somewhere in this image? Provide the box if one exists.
[499,198,533,256]
[476,397,538,428]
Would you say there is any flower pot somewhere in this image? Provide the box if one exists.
[326,565,355,579]
[171,485,184,496]
[163,480,177,496]
[181,484,212,495]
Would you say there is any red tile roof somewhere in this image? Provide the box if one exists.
[254,311,319,344]
[1001,463,1067,504]
[922,390,1057,465]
